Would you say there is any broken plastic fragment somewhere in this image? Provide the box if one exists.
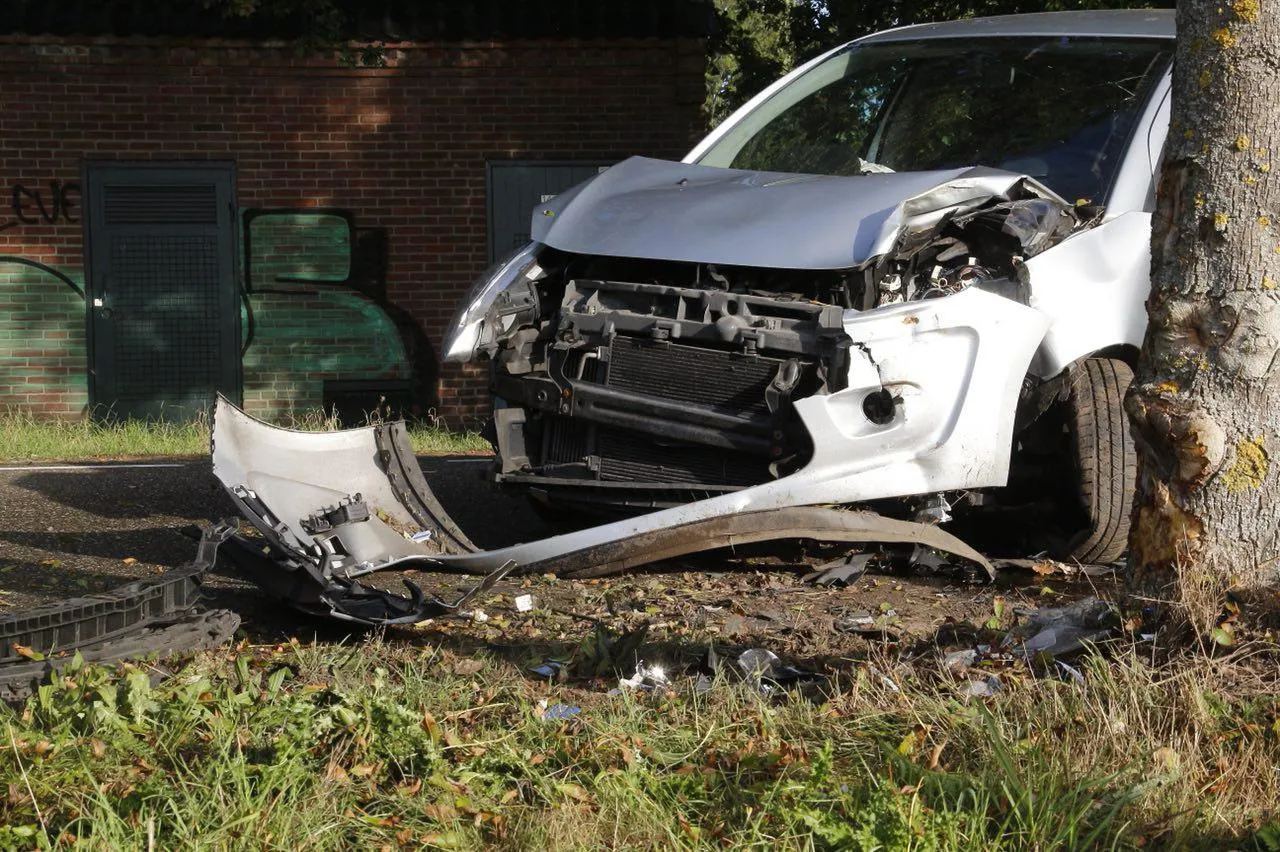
[835,611,877,633]
[908,545,954,573]
[736,648,780,677]
[541,703,581,721]
[803,553,871,587]
[868,665,901,693]
[961,676,1001,697]
[1056,660,1085,684]
[529,660,564,678]
[617,661,670,692]
[1007,596,1116,657]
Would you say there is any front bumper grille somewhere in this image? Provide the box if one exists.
[531,336,817,488]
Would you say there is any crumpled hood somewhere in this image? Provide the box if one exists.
[530,156,1050,271]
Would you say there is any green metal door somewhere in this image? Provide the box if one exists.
[486,161,612,262]
[84,162,240,421]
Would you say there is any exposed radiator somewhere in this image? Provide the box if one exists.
[597,425,769,485]
[535,336,813,487]
[605,337,786,415]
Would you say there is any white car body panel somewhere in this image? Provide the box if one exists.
[1025,211,1153,376]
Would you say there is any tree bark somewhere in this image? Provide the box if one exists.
[1128,0,1280,629]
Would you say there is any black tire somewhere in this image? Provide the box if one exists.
[1060,357,1137,564]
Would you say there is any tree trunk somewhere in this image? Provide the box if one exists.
[1127,0,1280,631]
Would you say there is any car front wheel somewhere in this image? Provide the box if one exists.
[1059,357,1137,565]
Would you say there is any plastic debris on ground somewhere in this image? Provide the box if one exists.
[803,553,872,587]
[961,676,1001,698]
[539,702,581,721]
[836,610,876,632]
[734,647,816,693]
[529,660,565,679]
[613,661,671,694]
[1056,660,1086,684]
[514,593,535,612]
[867,665,902,693]
[1005,596,1117,657]
[736,648,781,677]
[908,545,953,573]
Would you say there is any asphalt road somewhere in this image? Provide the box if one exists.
[0,456,548,629]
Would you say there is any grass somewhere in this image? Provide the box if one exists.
[0,409,490,461]
[1,638,1276,850]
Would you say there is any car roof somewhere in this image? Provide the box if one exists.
[859,10,1175,43]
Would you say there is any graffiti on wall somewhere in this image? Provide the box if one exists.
[0,194,436,424]
[241,208,438,423]
[0,180,81,232]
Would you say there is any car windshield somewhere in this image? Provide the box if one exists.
[697,36,1171,205]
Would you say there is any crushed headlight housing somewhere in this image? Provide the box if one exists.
[442,243,541,362]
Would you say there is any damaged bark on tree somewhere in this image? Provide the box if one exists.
[1127,0,1280,629]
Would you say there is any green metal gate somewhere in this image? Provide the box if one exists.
[84,162,240,421]
[486,161,612,262]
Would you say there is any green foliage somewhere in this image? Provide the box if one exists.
[204,0,387,67]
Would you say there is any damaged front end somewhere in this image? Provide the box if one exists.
[210,390,1003,625]
[210,175,1077,626]
[207,165,1105,626]
[451,157,1077,522]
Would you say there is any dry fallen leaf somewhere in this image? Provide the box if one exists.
[451,659,484,676]
[423,801,457,822]
[12,644,42,661]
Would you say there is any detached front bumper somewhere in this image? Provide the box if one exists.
[210,287,1046,625]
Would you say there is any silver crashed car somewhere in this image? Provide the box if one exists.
[210,11,1174,625]
[447,10,1173,563]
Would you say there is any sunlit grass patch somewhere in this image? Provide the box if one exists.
[0,410,208,460]
[0,408,490,461]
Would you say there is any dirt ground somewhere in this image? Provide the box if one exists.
[0,457,1120,673]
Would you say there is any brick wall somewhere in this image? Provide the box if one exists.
[0,35,706,422]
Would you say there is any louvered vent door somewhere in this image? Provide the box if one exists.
[85,163,239,421]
